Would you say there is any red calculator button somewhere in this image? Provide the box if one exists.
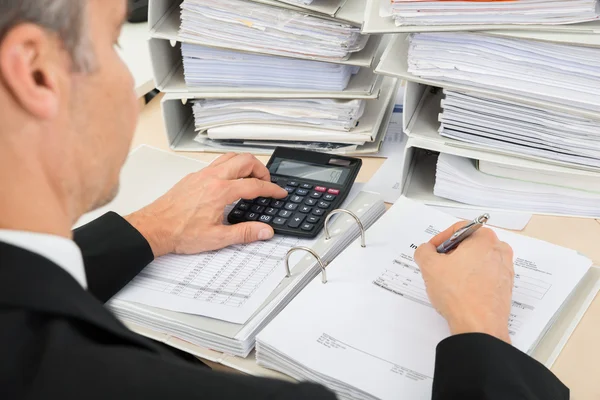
[327,189,340,195]
[315,186,327,192]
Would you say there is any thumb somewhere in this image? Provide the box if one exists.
[414,242,439,269]
[221,222,275,247]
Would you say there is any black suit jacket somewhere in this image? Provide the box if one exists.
[0,212,569,399]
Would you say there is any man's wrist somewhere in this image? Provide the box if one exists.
[124,210,171,258]
[448,316,511,344]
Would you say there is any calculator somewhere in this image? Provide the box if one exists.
[227,147,362,238]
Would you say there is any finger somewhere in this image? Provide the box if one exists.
[429,221,471,247]
[225,178,287,204]
[217,222,275,248]
[414,242,440,270]
[214,154,271,182]
[210,152,238,167]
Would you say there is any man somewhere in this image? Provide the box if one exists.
[0,1,568,399]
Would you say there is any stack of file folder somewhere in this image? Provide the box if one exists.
[366,3,600,219]
[383,0,600,27]
[147,0,396,155]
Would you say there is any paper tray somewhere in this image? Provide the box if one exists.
[150,38,382,98]
[150,2,381,68]
[160,77,398,153]
[362,0,600,34]
[376,35,600,121]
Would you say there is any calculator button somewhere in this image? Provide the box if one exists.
[258,215,273,223]
[271,200,285,208]
[295,188,309,196]
[323,194,336,202]
[318,201,330,209]
[310,191,323,199]
[300,183,313,189]
[265,207,278,216]
[251,205,265,213]
[290,195,304,203]
[315,186,327,193]
[231,209,245,218]
[305,198,317,206]
[299,205,312,213]
[270,177,278,183]
[284,203,298,211]
[273,217,287,226]
[301,223,315,232]
[328,189,340,195]
[282,195,290,202]
[279,210,293,218]
[288,213,306,229]
[287,181,299,187]
[313,208,325,216]
[284,187,296,194]
[245,212,259,221]
[306,216,320,224]
[237,202,251,211]
[256,197,271,206]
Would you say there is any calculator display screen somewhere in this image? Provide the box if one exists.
[272,159,350,185]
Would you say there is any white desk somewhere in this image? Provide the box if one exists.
[118,22,155,98]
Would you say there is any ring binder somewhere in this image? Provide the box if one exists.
[284,247,329,284]
[325,209,367,248]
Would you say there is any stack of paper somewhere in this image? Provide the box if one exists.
[408,33,600,112]
[182,44,359,91]
[384,0,600,27]
[192,99,366,132]
[434,153,600,217]
[440,90,600,169]
[256,197,593,399]
[180,0,367,61]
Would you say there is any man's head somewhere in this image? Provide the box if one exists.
[0,0,137,222]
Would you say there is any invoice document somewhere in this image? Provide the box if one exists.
[257,197,592,399]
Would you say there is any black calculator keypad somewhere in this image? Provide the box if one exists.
[228,176,354,239]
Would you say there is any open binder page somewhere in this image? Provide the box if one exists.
[257,197,592,399]
[114,234,313,324]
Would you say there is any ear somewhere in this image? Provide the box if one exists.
[0,23,65,120]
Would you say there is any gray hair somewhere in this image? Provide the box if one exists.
[0,0,93,71]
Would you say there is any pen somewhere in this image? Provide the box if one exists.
[436,214,490,254]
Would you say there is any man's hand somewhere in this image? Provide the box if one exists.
[414,223,515,343]
[124,153,288,258]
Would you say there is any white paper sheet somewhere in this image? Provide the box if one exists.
[258,197,592,399]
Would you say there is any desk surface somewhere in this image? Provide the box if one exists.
[133,94,600,400]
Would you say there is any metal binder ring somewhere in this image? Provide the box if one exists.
[324,209,366,248]
[285,246,329,284]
